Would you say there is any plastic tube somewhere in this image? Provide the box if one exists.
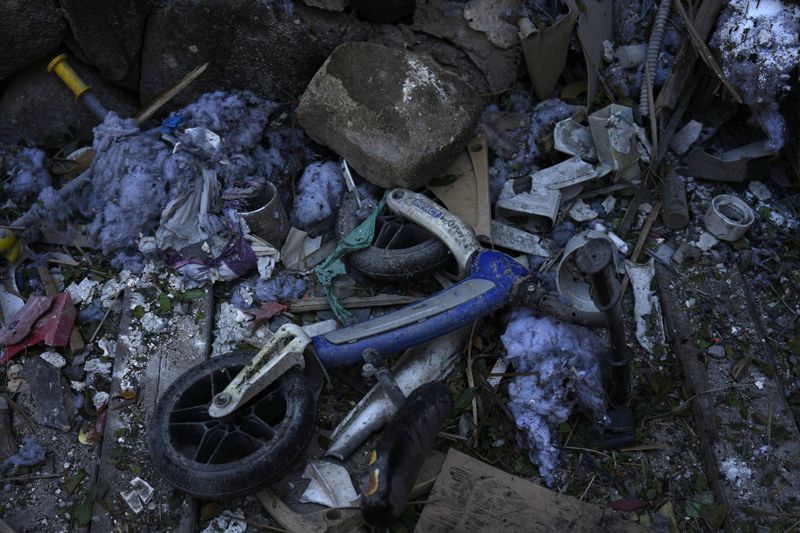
[639,0,673,117]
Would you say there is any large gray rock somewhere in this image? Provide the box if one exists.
[296,42,482,190]
[0,58,138,144]
[140,0,368,106]
[60,0,153,90]
[0,0,67,80]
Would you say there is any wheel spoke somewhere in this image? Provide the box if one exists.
[193,427,226,464]
[239,416,276,441]
[374,222,401,247]
[170,405,212,424]
[211,367,235,397]
[208,431,260,464]
[252,389,287,426]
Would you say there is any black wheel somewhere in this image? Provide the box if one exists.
[336,192,452,280]
[148,351,318,500]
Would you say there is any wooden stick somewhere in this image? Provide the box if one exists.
[134,63,208,123]
[673,0,742,103]
[287,294,420,313]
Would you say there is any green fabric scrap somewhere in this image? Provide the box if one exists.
[315,195,387,323]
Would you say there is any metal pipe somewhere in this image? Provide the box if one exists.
[575,239,631,408]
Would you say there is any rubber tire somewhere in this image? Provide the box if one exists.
[336,193,452,281]
[148,351,317,500]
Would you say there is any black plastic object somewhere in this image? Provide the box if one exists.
[336,192,452,281]
[574,239,631,408]
[148,351,320,500]
[361,382,452,528]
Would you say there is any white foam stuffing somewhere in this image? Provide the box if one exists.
[501,311,608,485]
[291,161,344,229]
[712,0,800,148]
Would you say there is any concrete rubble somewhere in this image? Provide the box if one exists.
[1,0,800,531]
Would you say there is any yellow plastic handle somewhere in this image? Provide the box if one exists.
[47,54,91,99]
[0,229,21,263]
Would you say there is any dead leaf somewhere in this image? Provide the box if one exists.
[730,357,750,380]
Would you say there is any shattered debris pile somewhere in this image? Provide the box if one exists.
[2,0,800,531]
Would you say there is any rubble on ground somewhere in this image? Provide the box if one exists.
[2,0,800,531]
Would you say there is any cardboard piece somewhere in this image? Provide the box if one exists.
[416,449,651,533]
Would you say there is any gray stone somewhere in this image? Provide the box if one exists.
[672,241,702,265]
[60,0,153,90]
[20,356,75,432]
[413,0,519,93]
[0,58,138,144]
[0,0,67,80]
[140,0,368,107]
[707,344,726,359]
[296,42,482,190]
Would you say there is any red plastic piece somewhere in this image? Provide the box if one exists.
[0,295,53,345]
[1,293,77,363]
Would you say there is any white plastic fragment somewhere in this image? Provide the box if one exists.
[554,118,598,161]
[130,477,154,504]
[65,278,98,305]
[481,220,549,257]
[299,461,359,508]
[121,489,144,514]
[624,259,666,355]
[201,510,247,533]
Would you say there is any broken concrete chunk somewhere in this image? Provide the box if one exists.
[669,120,704,155]
[297,42,481,190]
[694,232,720,252]
[554,118,598,161]
[568,199,598,222]
[748,180,772,201]
[672,241,701,265]
[20,356,75,432]
[414,0,519,92]
[464,0,522,49]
